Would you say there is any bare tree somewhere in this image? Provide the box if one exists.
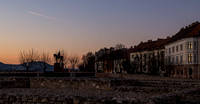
[69,55,80,70]
[18,49,39,72]
[115,44,126,50]
[39,52,51,73]
[164,61,174,77]
[112,49,127,73]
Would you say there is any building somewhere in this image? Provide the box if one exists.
[95,48,129,73]
[165,22,200,78]
[95,47,114,73]
[130,38,170,75]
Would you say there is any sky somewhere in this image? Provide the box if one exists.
[1,0,200,64]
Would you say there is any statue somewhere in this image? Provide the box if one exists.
[53,51,64,72]
[54,51,63,63]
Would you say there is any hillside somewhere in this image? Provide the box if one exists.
[0,62,53,72]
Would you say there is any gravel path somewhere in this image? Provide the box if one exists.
[0,88,159,101]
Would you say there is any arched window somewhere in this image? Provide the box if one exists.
[189,68,193,75]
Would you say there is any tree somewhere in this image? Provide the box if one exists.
[132,54,140,74]
[18,49,39,72]
[38,52,51,73]
[147,52,159,75]
[60,49,68,68]
[115,44,126,50]
[165,62,174,77]
[79,52,95,72]
[112,49,127,73]
[69,55,80,70]
[122,60,131,73]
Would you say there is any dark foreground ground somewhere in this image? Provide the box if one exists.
[0,74,200,104]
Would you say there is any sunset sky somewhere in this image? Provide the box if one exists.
[1,0,200,64]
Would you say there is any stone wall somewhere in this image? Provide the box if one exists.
[30,78,112,90]
[0,76,200,103]
[0,94,126,104]
[1,88,200,104]
[0,78,30,88]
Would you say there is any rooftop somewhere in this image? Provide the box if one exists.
[169,21,200,44]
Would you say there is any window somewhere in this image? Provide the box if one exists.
[135,55,139,61]
[189,68,192,75]
[176,46,178,52]
[161,51,165,58]
[180,44,183,50]
[140,54,142,59]
[181,70,183,75]
[194,54,196,63]
[132,55,134,58]
[168,56,171,63]
[172,47,174,53]
[172,56,174,63]
[143,54,146,58]
[176,55,179,63]
[188,42,192,49]
[188,54,192,63]
[180,54,183,63]
[169,48,171,54]
[144,67,146,71]
[194,42,196,49]
[177,70,179,75]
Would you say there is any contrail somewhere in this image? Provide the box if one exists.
[28,11,59,21]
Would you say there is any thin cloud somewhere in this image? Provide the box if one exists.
[28,11,59,21]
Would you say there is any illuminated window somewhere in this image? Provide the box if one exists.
[188,54,192,63]
[188,42,192,49]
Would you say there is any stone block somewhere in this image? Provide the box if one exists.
[41,98,48,103]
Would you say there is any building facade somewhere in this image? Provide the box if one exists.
[130,38,170,75]
[95,48,129,73]
[95,21,200,79]
[165,22,200,78]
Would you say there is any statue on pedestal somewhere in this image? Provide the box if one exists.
[53,51,64,72]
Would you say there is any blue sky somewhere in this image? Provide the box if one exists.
[0,0,200,63]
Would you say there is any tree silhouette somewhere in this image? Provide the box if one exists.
[115,44,126,50]
[79,52,95,72]
[18,49,39,72]
[69,55,80,70]
[38,51,51,73]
